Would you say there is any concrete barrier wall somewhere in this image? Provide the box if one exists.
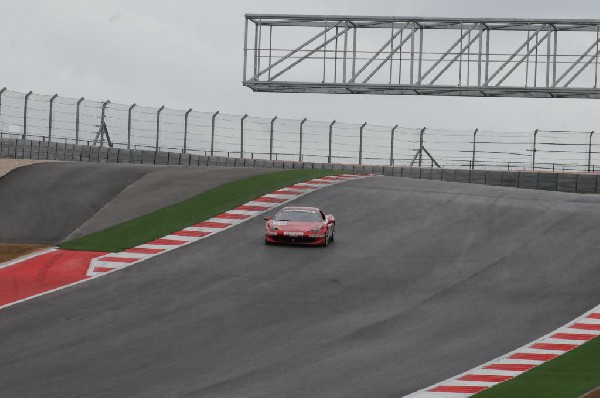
[1,138,598,194]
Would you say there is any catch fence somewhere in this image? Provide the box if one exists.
[0,87,596,171]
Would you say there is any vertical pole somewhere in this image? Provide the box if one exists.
[554,26,558,85]
[532,129,538,170]
[418,127,426,167]
[269,116,277,160]
[210,110,219,156]
[410,23,415,84]
[23,91,33,139]
[0,87,6,133]
[322,19,327,83]
[418,26,424,83]
[328,120,336,164]
[128,103,136,150]
[240,114,248,158]
[477,26,483,86]
[184,108,192,154]
[256,18,262,80]
[399,30,403,84]
[243,17,249,81]
[343,20,349,82]
[546,25,551,87]
[352,25,357,79]
[390,125,398,166]
[99,100,110,147]
[268,26,273,80]
[588,131,594,172]
[389,22,395,84]
[253,21,259,76]
[75,97,84,145]
[459,23,463,86]
[299,118,307,161]
[485,28,490,84]
[334,26,338,83]
[156,105,165,151]
[359,122,366,164]
[48,94,58,142]
[471,128,478,170]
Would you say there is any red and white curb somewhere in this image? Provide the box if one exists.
[404,304,600,397]
[86,174,370,277]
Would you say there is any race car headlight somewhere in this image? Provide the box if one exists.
[310,224,326,232]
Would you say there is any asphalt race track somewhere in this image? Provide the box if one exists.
[1,175,600,397]
[0,162,276,244]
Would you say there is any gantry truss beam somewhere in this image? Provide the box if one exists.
[243,14,600,98]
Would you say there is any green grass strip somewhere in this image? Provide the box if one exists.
[60,169,342,252]
[473,335,600,398]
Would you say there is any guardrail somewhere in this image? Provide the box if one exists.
[1,137,597,194]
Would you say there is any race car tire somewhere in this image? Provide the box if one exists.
[322,232,329,247]
[330,227,335,242]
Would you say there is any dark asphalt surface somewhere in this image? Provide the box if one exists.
[0,162,276,244]
[1,176,600,397]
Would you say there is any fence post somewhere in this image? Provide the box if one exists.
[299,118,307,162]
[359,122,367,165]
[23,91,33,139]
[471,128,478,170]
[75,97,84,145]
[127,103,136,150]
[48,94,58,142]
[240,114,248,158]
[182,108,192,154]
[210,110,219,156]
[155,105,165,151]
[328,120,336,164]
[390,124,398,166]
[0,88,6,132]
[588,131,594,172]
[532,129,538,170]
[418,127,426,167]
[99,100,110,147]
[269,116,277,160]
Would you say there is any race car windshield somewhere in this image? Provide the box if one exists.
[274,210,322,222]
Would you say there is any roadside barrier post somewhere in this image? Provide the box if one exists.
[532,129,539,170]
[48,94,58,142]
[75,97,84,145]
[210,110,219,156]
[183,108,192,154]
[156,105,165,152]
[269,116,277,160]
[418,127,426,167]
[471,128,478,170]
[328,120,336,164]
[0,88,6,130]
[390,125,398,166]
[23,91,33,139]
[240,114,248,158]
[299,118,307,162]
[128,103,136,150]
[588,131,594,172]
[359,122,367,165]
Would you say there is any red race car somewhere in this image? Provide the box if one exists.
[264,206,335,246]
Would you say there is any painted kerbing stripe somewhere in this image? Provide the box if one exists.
[404,307,600,397]
[84,174,369,277]
[0,174,371,310]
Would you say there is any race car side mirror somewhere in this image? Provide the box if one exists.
[264,217,270,221]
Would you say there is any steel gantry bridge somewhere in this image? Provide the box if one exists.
[243,14,600,98]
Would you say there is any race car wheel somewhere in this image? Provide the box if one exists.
[322,232,329,247]
[330,227,335,242]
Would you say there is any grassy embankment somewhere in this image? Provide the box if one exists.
[474,335,600,398]
[61,169,342,252]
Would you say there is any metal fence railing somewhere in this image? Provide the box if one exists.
[0,87,597,172]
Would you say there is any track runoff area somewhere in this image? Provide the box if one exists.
[1,172,599,397]
[0,174,367,309]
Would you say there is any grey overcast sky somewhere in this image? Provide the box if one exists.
[3,0,600,131]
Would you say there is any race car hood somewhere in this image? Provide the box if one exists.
[270,221,324,232]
